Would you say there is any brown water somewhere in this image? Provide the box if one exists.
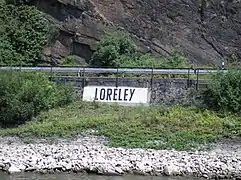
[0,172,203,180]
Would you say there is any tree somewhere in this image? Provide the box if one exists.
[90,31,139,67]
[0,1,49,66]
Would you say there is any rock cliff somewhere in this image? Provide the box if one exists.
[32,0,241,66]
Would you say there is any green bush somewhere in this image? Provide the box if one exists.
[119,54,161,68]
[91,31,188,68]
[60,56,77,66]
[0,2,49,66]
[0,71,73,127]
[164,50,188,68]
[90,31,138,67]
[202,70,241,114]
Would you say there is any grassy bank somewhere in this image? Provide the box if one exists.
[0,101,241,150]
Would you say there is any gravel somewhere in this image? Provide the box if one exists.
[0,134,241,179]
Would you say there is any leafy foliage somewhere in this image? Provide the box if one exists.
[165,50,188,68]
[0,1,49,66]
[6,0,32,4]
[122,51,188,68]
[91,31,188,68]
[0,71,73,127]
[202,70,241,114]
[90,31,138,67]
[60,56,77,66]
[119,53,161,68]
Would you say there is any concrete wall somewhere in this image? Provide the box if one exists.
[50,76,209,106]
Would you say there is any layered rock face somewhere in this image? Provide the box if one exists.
[34,0,241,66]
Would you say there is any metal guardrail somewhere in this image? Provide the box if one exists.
[0,66,226,75]
[0,66,222,91]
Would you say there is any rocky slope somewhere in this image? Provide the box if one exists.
[33,0,241,66]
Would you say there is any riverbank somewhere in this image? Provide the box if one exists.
[0,134,241,179]
[1,101,241,150]
[0,101,241,179]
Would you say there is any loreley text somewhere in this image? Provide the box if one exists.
[94,88,135,101]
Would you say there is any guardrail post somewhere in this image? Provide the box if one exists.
[187,68,190,89]
[151,67,154,91]
[195,69,199,91]
[83,67,86,88]
[116,67,119,87]
[50,66,53,82]
[64,75,66,85]
[77,69,81,77]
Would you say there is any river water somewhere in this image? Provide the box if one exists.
[0,172,202,180]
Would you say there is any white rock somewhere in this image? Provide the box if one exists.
[18,164,26,170]
[164,164,179,176]
[8,165,21,174]
[1,135,241,179]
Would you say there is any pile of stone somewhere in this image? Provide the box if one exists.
[0,135,241,179]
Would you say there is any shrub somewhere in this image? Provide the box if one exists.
[164,50,188,68]
[0,71,73,127]
[90,31,139,67]
[202,70,241,114]
[0,2,49,66]
[119,54,162,68]
[60,56,77,66]
[91,31,188,68]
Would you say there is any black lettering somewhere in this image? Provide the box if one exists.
[118,89,122,101]
[124,89,128,101]
[100,88,106,100]
[106,88,112,100]
[129,89,135,101]
[94,88,98,100]
[113,89,118,101]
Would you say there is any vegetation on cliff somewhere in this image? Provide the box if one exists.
[0,0,189,69]
[0,0,50,66]
[90,31,188,68]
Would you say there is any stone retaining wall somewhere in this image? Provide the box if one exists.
[51,76,209,105]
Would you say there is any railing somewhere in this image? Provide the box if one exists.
[0,66,226,75]
[0,66,227,91]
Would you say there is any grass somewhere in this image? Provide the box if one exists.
[0,101,241,150]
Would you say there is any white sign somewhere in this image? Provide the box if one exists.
[83,86,149,104]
